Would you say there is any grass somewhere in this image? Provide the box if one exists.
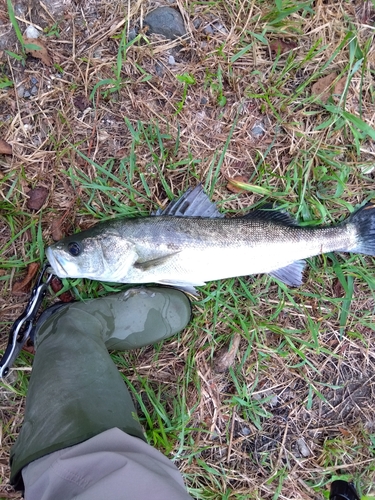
[1,0,375,498]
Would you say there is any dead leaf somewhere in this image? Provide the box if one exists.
[269,40,297,55]
[311,73,337,104]
[23,37,52,66]
[26,186,49,210]
[333,77,346,97]
[213,333,241,373]
[226,176,248,194]
[73,94,90,111]
[339,427,351,437]
[23,342,35,354]
[12,262,39,295]
[50,276,75,302]
[115,148,127,158]
[51,216,66,241]
[0,139,12,155]
[333,278,345,298]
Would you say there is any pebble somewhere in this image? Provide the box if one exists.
[144,6,186,40]
[241,427,251,436]
[168,55,176,65]
[251,121,266,138]
[203,25,214,35]
[30,77,38,85]
[193,19,202,29]
[155,62,164,77]
[128,28,137,41]
[155,63,164,78]
[296,438,310,457]
[30,86,38,96]
[23,89,31,98]
[213,21,228,34]
[24,25,40,39]
[17,85,25,98]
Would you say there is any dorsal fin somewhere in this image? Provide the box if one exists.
[242,205,298,226]
[154,185,224,218]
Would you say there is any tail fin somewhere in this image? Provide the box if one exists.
[348,201,375,256]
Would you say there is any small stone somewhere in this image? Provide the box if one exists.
[269,394,278,407]
[30,77,38,85]
[241,427,251,436]
[193,19,202,29]
[17,85,25,98]
[23,89,31,98]
[30,86,38,96]
[155,62,164,77]
[24,25,40,39]
[296,438,310,458]
[144,6,186,40]
[251,121,266,138]
[200,96,208,104]
[203,25,214,35]
[168,55,176,65]
[212,21,228,34]
[128,28,137,41]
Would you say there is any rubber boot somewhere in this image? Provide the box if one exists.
[10,287,191,490]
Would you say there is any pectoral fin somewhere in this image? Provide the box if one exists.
[269,260,306,286]
[134,252,181,271]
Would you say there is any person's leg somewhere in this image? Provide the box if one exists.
[10,287,191,493]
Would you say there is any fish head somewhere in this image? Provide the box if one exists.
[46,229,136,281]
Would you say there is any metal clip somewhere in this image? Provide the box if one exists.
[0,263,53,378]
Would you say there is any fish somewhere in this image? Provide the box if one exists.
[46,186,375,293]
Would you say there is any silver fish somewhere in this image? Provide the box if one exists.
[46,186,375,292]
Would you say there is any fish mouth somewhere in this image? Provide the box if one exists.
[45,247,67,277]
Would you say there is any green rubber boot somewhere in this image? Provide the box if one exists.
[10,286,191,490]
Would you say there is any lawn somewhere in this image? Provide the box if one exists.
[1,0,375,498]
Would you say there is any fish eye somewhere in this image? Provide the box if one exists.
[67,241,82,257]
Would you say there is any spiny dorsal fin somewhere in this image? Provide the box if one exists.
[154,185,224,218]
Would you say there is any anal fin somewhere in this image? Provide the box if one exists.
[269,260,306,286]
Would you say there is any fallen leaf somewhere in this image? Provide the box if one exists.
[0,139,12,155]
[333,278,345,298]
[26,186,49,210]
[23,37,52,66]
[226,175,248,194]
[333,76,346,97]
[23,341,35,354]
[50,276,75,302]
[270,40,297,54]
[73,94,90,111]
[213,333,241,373]
[51,216,65,241]
[115,147,127,158]
[311,72,337,104]
[339,427,351,437]
[12,262,39,295]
